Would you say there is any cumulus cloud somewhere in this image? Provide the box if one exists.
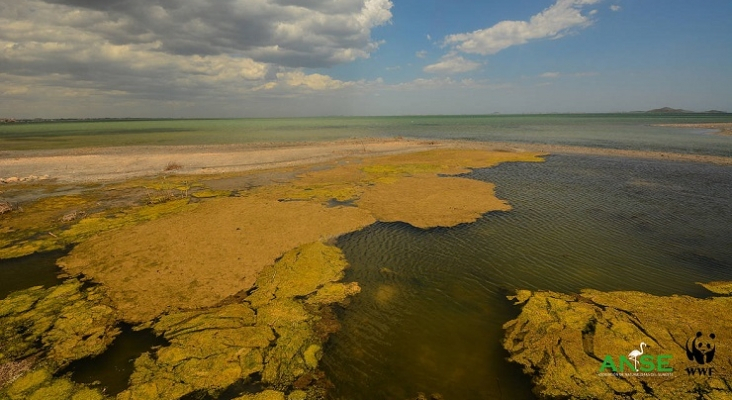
[275,71,354,91]
[27,0,393,67]
[423,53,481,74]
[444,0,600,55]
[610,5,621,12]
[0,0,393,114]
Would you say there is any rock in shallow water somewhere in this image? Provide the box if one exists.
[503,286,732,399]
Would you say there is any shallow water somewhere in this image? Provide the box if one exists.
[2,114,732,157]
[62,324,167,396]
[322,154,732,399]
[0,250,66,299]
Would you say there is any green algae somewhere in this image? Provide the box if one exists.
[119,242,359,399]
[0,280,115,400]
[247,242,351,308]
[304,282,360,306]
[190,189,231,198]
[504,287,732,399]
[272,183,361,203]
[0,279,119,371]
[1,367,107,400]
[119,303,273,400]
[233,390,286,400]
[0,196,197,260]
[1,147,547,398]
[697,280,732,295]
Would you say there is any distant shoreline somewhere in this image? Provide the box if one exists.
[652,122,732,136]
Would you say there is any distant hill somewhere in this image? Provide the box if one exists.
[644,107,729,114]
[646,107,694,113]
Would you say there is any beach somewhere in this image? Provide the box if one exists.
[3,137,732,186]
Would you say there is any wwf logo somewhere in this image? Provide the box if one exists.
[686,331,716,365]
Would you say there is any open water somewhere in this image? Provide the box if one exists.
[1,114,732,399]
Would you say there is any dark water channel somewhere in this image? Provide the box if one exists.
[322,155,732,399]
[0,249,66,299]
[62,324,167,396]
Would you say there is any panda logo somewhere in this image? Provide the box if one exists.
[686,331,716,365]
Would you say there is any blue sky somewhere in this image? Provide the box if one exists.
[1,0,731,118]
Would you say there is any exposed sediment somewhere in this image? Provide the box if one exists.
[503,286,732,399]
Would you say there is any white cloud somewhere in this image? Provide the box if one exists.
[275,71,354,91]
[610,5,622,12]
[415,50,428,59]
[423,53,481,74]
[539,71,599,79]
[0,0,394,115]
[541,72,561,78]
[444,0,600,55]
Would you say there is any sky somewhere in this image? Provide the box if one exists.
[1,0,731,118]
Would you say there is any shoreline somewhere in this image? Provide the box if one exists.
[2,138,731,185]
[652,122,732,136]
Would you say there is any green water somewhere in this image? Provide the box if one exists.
[2,114,732,156]
[323,155,732,399]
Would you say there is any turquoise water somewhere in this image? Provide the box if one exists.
[2,114,731,156]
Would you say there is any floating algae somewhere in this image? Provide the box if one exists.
[1,367,107,400]
[356,176,509,228]
[697,281,732,295]
[0,279,119,371]
[0,193,196,260]
[119,242,359,400]
[58,197,375,323]
[0,279,118,399]
[2,147,545,398]
[503,285,732,399]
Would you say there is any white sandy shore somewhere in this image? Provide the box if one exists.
[0,138,443,183]
[1,138,731,184]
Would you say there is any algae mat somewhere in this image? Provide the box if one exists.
[59,198,374,322]
[58,149,543,323]
[504,287,732,399]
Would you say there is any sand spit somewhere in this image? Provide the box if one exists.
[0,138,443,184]
[3,138,731,186]
[652,122,732,136]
